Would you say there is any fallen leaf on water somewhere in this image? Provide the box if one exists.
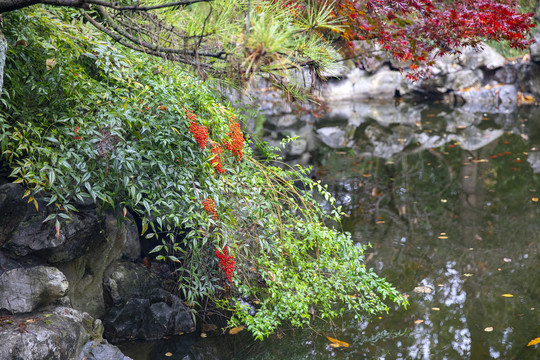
[503,258,511,262]
[413,286,433,294]
[484,327,493,332]
[527,338,540,346]
[501,294,514,298]
[165,352,173,357]
[229,326,245,335]
[326,336,349,348]
[414,320,424,324]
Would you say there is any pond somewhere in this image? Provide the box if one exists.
[120,102,540,360]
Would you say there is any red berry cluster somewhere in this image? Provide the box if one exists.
[202,198,217,219]
[187,111,208,149]
[223,117,244,161]
[73,126,83,141]
[215,246,235,282]
[210,144,226,174]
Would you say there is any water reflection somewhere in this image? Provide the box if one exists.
[313,104,540,359]
[121,103,540,359]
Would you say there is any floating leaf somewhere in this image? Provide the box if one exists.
[527,338,540,347]
[501,294,514,298]
[326,336,349,348]
[229,326,245,335]
[414,319,424,324]
[165,352,173,357]
[413,286,433,294]
[484,327,493,332]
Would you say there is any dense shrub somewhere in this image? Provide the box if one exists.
[0,7,407,338]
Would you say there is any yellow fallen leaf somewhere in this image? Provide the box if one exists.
[165,352,173,357]
[501,294,514,297]
[414,319,424,324]
[464,273,473,277]
[200,332,207,338]
[326,336,349,348]
[431,307,440,311]
[229,326,245,335]
[528,337,540,346]
[484,327,493,332]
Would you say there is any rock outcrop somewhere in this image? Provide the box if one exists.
[0,181,194,359]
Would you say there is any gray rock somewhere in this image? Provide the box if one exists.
[494,65,518,84]
[287,138,308,156]
[56,210,140,318]
[80,340,133,360]
[530,30,540,62]
[0,306,102,360]
[446,69,482,90]
[517,62,540,98]
[266,114,299,128]
[316,127,350,149]
[0,183,27,246]
[0,266,68,313]
[459,44,506,70]
[1,189,104,263]
[318,68,401,102]
[103,262,194,342]
[454,85,517,113]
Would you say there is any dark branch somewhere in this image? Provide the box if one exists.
[0,0,210,13]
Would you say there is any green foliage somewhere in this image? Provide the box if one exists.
[0,6,407,338]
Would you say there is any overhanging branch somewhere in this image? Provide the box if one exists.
[0,0,211,13]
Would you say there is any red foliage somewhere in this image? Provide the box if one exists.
[215,246,235,282]
[296,0,535,76]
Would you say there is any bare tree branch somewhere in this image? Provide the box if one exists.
[0,0,211,13]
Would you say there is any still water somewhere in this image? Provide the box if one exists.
[121,103,540,359]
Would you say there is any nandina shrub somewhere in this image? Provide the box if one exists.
[0,7,407,338]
